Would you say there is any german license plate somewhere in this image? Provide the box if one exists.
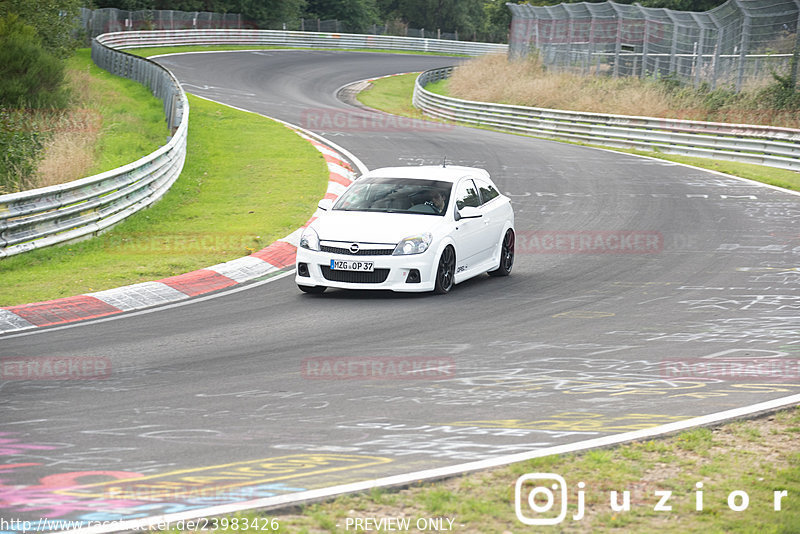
[330,260,374,272]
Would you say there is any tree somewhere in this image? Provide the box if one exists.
[0,14,68,109]
[397,0,484,36]
[520,0,728,10]
[484,0,512,42]
[225,0,306,28]
[305,0,379,33]
[0,0,81,58]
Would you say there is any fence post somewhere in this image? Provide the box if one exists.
[612,5,623,77]
[665,11,679,77]
[793,28,800,89]
[639,5,650,79]
[730,0,751,92]
[792,2,800,88]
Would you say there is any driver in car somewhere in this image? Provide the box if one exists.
[426,190,447,214]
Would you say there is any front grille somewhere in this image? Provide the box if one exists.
[321,245,394,256]
[321,266,390,284]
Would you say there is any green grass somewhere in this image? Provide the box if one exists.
[629,152,800,191]
[69,48,168,175]
[126,45,466,59]
[357,73,800,192]
[423,78,449,96]
[355,73,427,118]
[176,407,798,533]
[0,94,328,306]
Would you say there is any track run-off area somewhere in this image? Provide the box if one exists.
[0,50,798,530]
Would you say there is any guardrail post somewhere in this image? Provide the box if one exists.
[413,66,800,173]
[0,30,506,258]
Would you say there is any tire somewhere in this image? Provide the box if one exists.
[488,229,514,277]
[433,246,456,294]
[298,285,326,294]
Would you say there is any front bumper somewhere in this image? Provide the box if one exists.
[295,247,437,292]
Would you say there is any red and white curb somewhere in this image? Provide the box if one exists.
[0,130,359,335]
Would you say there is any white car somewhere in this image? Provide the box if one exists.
[295,165,515,294]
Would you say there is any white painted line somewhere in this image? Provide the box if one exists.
[0,271,295,340]
[189,94,370,175]
[0,95,363,337]
[54,393,800,534]
[583,143,800,197]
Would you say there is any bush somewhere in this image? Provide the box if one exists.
[0,108,47,194]
[0,14,69,110]
[761,71,800,110]
[0,0,81,59]
[0,15,72,194]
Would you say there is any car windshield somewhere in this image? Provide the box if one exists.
[333,177,452,216]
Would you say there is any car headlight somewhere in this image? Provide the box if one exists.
[393,233,432,256]
[299,228,320,251]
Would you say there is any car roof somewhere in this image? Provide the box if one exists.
[361,165,491,184]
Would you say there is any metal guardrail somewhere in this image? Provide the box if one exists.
[96,29,508,56]
[0,30,504,259]
[413,67,800,172]
[0,37,189,259]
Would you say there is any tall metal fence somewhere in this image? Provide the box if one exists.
[507,0,800,91]
[80,8,468,42]
[80,8,244,40]
[1,29,503,258]
[413,66,800,171]
[95,29,507,57]
[0,38,188,259]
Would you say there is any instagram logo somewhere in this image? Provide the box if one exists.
[515,474,788,524]
[515,473,572,525]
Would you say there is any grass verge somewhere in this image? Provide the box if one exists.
[0,94,328,306]
[164,407,799,533]
[357,73,800,192]
[355,73,428,119]
[445,54,800,128]
[69,48,169,176]
[35,48,168,188]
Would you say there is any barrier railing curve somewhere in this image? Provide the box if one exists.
[0,36,189,259]
[413,67,800,172]
[0,29,507,259]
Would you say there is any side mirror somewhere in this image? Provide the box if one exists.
[318,198,334,211]
[455,206,482,221]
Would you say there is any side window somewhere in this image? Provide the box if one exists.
[475,179,500,205]
[454,179,481,210]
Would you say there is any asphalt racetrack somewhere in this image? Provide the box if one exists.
[1,51,798,527]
